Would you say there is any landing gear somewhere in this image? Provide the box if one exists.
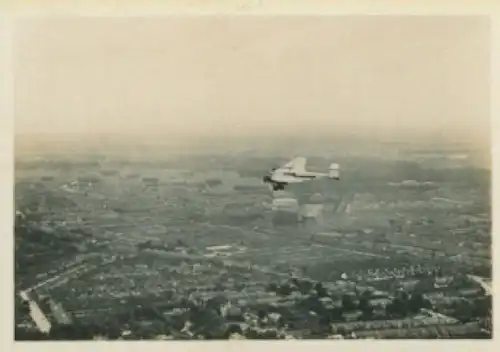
[273,183,286,191]
[263,175,286,191]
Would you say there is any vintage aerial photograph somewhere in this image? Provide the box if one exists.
[14,15,491,340]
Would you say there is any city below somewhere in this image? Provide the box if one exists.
[14,140,492,340]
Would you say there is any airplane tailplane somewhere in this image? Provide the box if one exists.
[329,163,340,180]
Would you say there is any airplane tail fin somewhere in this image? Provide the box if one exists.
[328,163,340,180]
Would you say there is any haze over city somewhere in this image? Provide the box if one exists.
[14,16,490,150]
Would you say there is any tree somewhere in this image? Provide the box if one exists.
[17,300,30,316]
[276,315,286,328]
[299,295,325,315]
[257,309,268,320]
[266,282,278,293]
[318,315,332,330]
[314,282,328,298]
[451,300,473,322]
[191,307,227,339]
[49,323,97,340]
[341,294,356,311]
[289,277,300,287]
[329,307,344,322]
[336,326,347,336]
[387,295,410,318]
[205,295,226,311]
[15,328,49,341]
[471,296,492,318]
[408,292,431,314]
[299,280,314,294]
[176,239,187,247]
[276,283,294,296]
[214,281,225,292]
[358,296,373,319]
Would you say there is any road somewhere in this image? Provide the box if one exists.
[18,290,51,334]
[467,275,492,295]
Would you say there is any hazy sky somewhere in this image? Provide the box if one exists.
[14,16,490,144]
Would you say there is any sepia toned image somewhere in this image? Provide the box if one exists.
[13,14,492,341]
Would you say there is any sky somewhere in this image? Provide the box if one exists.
[13,16,490,146]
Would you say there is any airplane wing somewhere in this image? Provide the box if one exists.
[280,156,307,173]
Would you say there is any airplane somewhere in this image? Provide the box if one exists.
[262,156,340,191]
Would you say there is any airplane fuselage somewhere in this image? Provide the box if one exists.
[263,157,340,191]
[281,171,327,179]
[265,172,328,191]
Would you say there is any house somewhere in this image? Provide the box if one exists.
[434,276,453,289]
[369,298,392,308]
[286,310,321,331]
[342,310,364,322]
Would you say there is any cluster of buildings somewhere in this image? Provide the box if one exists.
[15,153,491,340]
